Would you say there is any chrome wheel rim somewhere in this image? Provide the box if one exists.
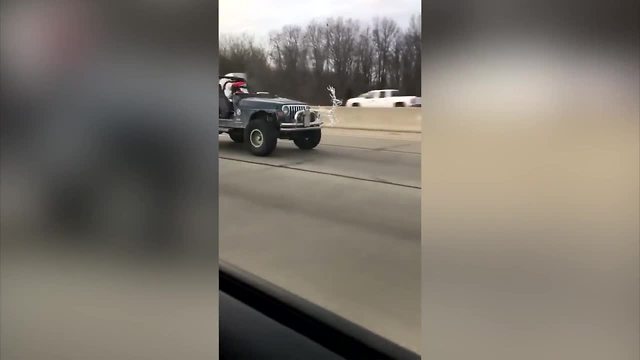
[249,129,263,148]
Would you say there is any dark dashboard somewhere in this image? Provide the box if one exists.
[219,261,420,360]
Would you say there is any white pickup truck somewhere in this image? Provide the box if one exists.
[345,89,421,108]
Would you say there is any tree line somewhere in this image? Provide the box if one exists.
[220,15,421,105]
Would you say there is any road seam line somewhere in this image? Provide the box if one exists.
[219,156,421,190]
[321,143,420,155]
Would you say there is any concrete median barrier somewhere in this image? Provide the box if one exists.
[312,106,422,133]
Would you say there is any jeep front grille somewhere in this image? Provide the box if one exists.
[284,105,309,122]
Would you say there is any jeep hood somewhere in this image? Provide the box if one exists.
[244,97,306,106]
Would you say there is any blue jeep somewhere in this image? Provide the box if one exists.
[219,75,323,156]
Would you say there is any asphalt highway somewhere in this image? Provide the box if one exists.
[219,128,421,353]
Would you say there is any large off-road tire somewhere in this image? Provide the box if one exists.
[228,130,244,143]
[352,103,360,107]
[293,130,321,150]
[246,118,278,156]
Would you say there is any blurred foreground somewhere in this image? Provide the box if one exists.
[1,1,219,359]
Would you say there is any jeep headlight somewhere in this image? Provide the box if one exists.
[282,106,289,115]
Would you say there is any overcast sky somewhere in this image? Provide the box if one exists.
[219,0,420,44]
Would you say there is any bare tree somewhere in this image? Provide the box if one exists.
[404,14,421,96]
[220,33,270,88]
[283,26,306,72]
[325,17,360,98]
[304,20,328,77]
[219,13,420,104]
[353,26,375,93]
[390,31,403,89]
[371,17,399,88]
[268,30,284,70]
